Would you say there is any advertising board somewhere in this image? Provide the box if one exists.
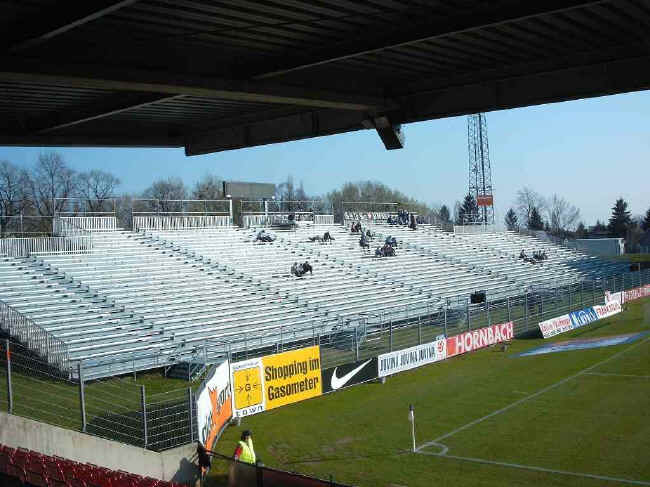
[446,322,514,358]
[538,314,573,339]
[592,301,622,320]
[196,361,232,450]
[569,307,599,328]
[322,358,378,393]
[378,337,446,378]
[231,346,322,417]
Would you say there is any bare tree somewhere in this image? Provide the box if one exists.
[77,169,120,213]
[0,161,31,236]
[192,174,223,200]
[547,194,580,234]
[515,187,546,228]
[142,177,187,213]
[27,152,77,216]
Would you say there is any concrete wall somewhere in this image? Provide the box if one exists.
[0,412,199,486]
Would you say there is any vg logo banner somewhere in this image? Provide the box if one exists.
[569,307,598,328]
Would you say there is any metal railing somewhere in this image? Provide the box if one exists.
[0,300,70,373]
[133,215,231,231]
[54,216,117,233]
[0,235,93,257]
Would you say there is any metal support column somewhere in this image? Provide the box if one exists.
[141,385,148,449]
[78,362,87,432]
[188,388,194,443]
[6,340,13,414]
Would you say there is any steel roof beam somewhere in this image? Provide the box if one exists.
[4,1,141,52]
[29,93,182,134]
[252,0,608,80]
[0,58,394,112]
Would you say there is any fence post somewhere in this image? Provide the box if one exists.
[354,325,360,361]
[524,292,529,331]
[78,362,87,432]
[592,281,596,305]
[443,301,448,336]
[417,315,422,345]
[141,385,148,449]
[6,340,13,414]
[467,299,471,331]
[389,321,393,352]
[486,299,491,326]
[188,387,194,443]
[507,297,511,323]
[568,286,572,311]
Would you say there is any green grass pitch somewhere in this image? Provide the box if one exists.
[210,297,650,487]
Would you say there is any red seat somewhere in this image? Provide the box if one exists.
[139,477,160,487]
[69,478,89,487]
[6,462,27,483]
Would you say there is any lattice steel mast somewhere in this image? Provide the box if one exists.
[467,113,494,224]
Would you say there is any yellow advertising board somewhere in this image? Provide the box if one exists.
[262,345,322,410]
[230,345,322,417]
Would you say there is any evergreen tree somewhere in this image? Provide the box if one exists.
[504,208,518,231]
[439,205,450,223]
[607,198,631,237]
[642,207,650,232]
[528,206,544,230]
[576,222,586,238]
[458,194,478,223]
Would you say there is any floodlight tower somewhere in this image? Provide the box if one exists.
[467,113,495,224]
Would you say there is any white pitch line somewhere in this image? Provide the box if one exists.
[417,451,650,486]
[584,372,650,379]
[418,337,649,450]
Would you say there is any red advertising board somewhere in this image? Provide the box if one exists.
[623,285,650,303]
[447,322,514,358]
[477,195,494,207]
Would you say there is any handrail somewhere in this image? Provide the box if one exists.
[0,299,70,376]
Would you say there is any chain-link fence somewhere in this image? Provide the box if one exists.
[1,268,648,452]
[0,339,195,452]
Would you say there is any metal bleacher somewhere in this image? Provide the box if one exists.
[0,217,629,380]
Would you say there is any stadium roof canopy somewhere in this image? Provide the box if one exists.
[1,0,649,155]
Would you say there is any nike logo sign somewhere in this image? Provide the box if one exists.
[330,359,372,390]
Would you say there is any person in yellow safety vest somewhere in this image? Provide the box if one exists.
[233,430,256,464]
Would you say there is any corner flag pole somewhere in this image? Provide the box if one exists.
[409,404,416,452]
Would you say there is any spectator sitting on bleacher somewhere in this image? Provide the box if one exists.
[291,261,313,277]
[308,235,323,243]
[365,229,374,239]
[409,214,417,230]
[375,243,396,257]
[385,235,397,247]
[256,229,276,243]
[519,249,526,259]
[323,231,335,243]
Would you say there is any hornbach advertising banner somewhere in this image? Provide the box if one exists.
[196,360,232,450]
[322,358,378,394]
[378,337,446,378]
[446,322,514,358]
[231,346,322,417]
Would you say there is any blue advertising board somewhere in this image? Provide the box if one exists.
[569,307,599,329]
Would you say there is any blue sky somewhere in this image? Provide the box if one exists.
[2,90,649,226]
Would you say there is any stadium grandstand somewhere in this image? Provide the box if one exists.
[0,209,631,382]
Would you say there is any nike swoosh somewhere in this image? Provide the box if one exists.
[330,359,373,390]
